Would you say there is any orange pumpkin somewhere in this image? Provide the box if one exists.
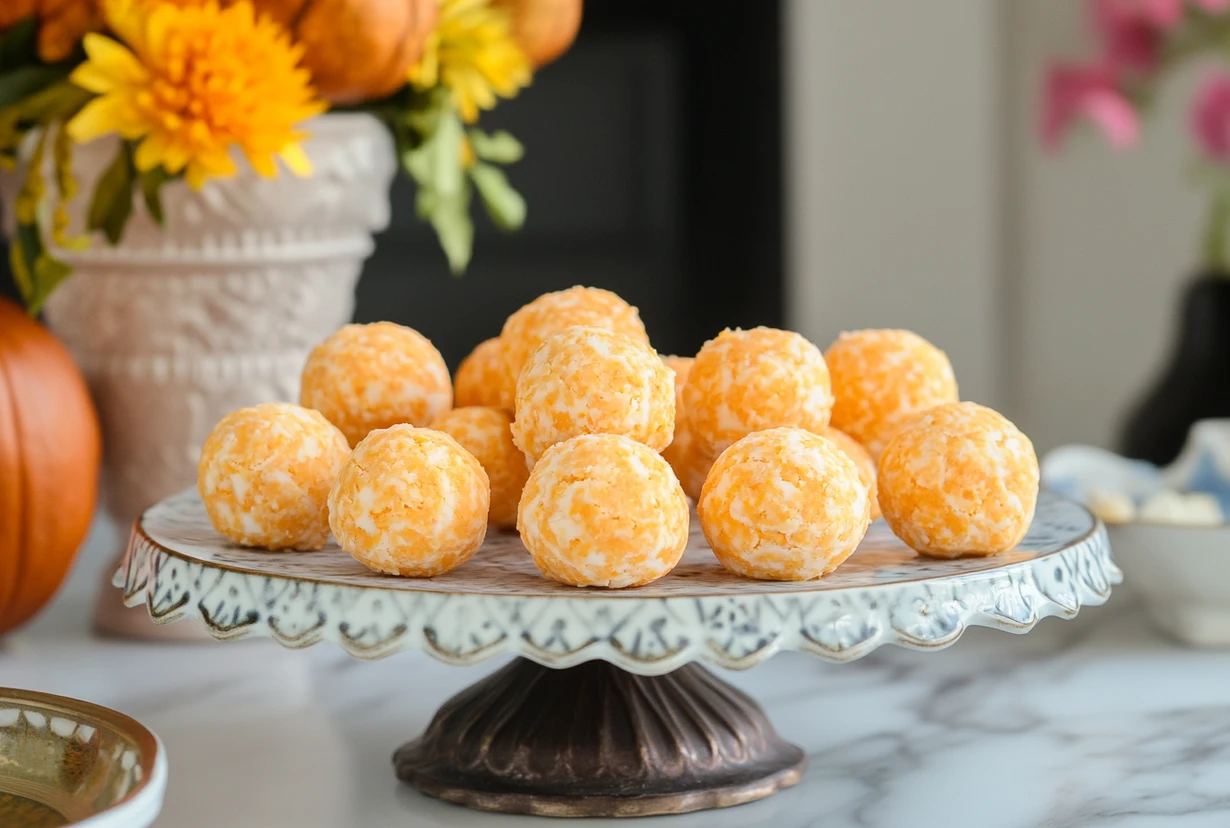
[493,0,582,68]
[243,0,438,105]
[0,297,100,636]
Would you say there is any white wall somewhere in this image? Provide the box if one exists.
[785,0,1205,453]
[784,0,1005,411]
[1008,0,1204,451]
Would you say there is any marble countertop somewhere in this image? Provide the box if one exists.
[6,519,1230,828]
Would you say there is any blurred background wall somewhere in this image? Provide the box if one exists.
[786,0,1206,454]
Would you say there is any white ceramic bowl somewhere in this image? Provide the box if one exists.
[1109,522,1230,647]
[0,688,166,826]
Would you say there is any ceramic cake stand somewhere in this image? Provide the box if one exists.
[116,490,1118,818]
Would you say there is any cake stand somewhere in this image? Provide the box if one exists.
[116,490,1118,818]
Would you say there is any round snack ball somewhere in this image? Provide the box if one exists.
[454,337,512,411]
[877,402,1039,559]
[660,355,694,481]
[499,286,649,410]
[683,327,834,457]
[198,403,350,550]
[698,427,870,581]
[329,425,489,577]
[518,434,689,588]
[430,406,528,529]
[512,326,675,464]
[817,426,881,521]
[825,329,958,460]
[301,322,452,447]
[678,439,717,502]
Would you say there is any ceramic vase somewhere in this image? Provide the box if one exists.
[4,113,397,637]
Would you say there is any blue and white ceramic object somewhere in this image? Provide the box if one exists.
[1042,418,1230,647]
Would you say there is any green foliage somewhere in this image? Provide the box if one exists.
[468,128,523,164]
[373,86,527,274]
[11,217,72,316]
[87,142,134,245]
[470,161,525,231]
[139,167,172,226]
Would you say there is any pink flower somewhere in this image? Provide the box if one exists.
[1193,0,1230,13]
[1192,73,1230,160]
[1040,61,1141,150]
[1093,0,1184,73]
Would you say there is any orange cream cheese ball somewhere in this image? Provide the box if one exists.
[198,403,350,550]
[817,426,881,520]
[824,329,958,460]
[678,441,717,502]
[877,402,1039,559]
[518,434,689,588]
[430,406,528,529]
[698,427,870,581]
[301,322,452,447]
[499,286,649,410]
[683,327,833,458]
[328,425,490,577]
[453,337,512,411]
[660,355,694,481]
[512,326,675,464]
[663,352,719,503]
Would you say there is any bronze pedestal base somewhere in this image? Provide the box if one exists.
[394,658,806,817]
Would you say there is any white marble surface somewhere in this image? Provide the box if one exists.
[6,518,1230,828]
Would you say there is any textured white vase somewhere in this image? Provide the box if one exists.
[5,113,397,635]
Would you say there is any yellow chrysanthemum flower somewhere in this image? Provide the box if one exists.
[410,0,531,124]
[66,0,325,189]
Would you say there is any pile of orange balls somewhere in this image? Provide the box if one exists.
[197,286,1039,588]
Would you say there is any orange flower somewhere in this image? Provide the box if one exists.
[0,0,103,63]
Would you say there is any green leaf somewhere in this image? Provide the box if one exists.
[467,129,524,164]
[0,17,38,73]
[87,144,134,244]
[27,250,72,314]
[429,106,465,198]
[138,167,172,226]
[414,187,437,220]
[430,188,474,275]
[9,224,37,303]
[402,141,432,184]
[11,81,91,126]
[470,162,526,231]
[0,65,72,110]
[11,219,72,315]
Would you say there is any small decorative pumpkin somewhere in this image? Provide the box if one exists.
[494,0,582,68]
[0,297,100,636]
[245,0,438,105]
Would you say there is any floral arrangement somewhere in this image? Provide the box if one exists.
[1040,0,1230,269]
[0,0,580,310]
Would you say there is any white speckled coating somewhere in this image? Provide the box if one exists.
[683,327,834,457]
[197,403,350,550]
[878,402,1038,558]
[498,286,649,410]
[825,329,958,460]
[518,434,689,588]
[300,322,452,447]
[512,326,675,464]
[699,427,871,581]
[328,425,489,577]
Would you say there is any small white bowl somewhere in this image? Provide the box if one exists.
[1109,522,1230,647]
[0,688,166,826]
